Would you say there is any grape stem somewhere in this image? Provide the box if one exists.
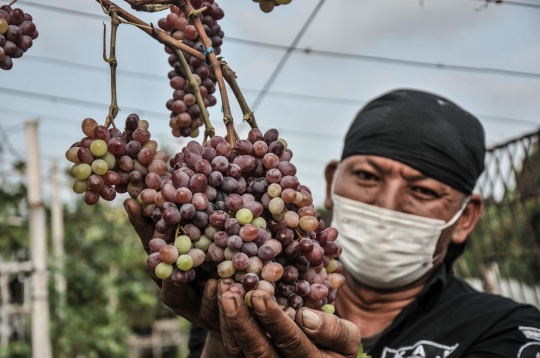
[103,5,120,129]
[283,207,306,240]
[170,46,215,139]
[188,6,206,17]
[221,62,259,129]
[177,0,236,148]
[123,0,173,5]
[132,4,172,12]
[95,0,206,62]
[7,0,17,6]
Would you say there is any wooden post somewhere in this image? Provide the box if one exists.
[0,272,10,348]
[25,121,52,358]
[51,161,66,308]
[481,261,501,295]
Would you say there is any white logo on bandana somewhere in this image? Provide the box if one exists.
[381,340,458,358]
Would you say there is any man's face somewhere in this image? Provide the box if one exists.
[326,154,483,271]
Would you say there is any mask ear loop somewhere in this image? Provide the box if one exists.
[330,163,343,205]
[432,196,470,263]
[440,196,471,230]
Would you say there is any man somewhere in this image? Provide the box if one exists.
[125,89,540,357]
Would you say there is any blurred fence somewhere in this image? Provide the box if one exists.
[455,129,540,308]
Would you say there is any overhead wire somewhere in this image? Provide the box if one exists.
[13,1,540,80]
[3,0,539,169]
[0,87,170,119]
[0,124,24,161]
[471,0,540,9]
[250,0,326,112]
[1,82,539,133]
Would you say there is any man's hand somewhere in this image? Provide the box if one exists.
[124,198,220,332]
[216,282,361,358]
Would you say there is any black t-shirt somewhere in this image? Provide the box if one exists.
[186,263,540,357]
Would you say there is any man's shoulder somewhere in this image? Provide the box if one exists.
[373,276,540,358]
[444,275,540,323]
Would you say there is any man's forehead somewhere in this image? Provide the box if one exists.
[343,155,424,175]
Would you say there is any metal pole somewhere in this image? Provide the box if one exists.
[51,161,66,309]
[25,121,52,358]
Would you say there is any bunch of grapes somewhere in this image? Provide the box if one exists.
[0,5,38,70]
[66,113,346,317]
[66,114,345,318]
[66,114,166,206]
[158,1,224,138]
[145,128,346,316]
[252,0,293,13]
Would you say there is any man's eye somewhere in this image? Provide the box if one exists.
[355,171,378,181]
[412,186,438,197]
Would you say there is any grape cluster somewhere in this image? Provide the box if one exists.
[253,0,293,13]
[66,114,164,205]
[146,128,346,317]
[66,114,346,317]
[0,5,38,70]
[158,1,224,138]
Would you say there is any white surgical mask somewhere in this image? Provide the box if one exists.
[331,191,468,289]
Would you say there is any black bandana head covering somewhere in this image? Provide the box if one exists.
[341,89,486,195]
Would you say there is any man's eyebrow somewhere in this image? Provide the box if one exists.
[365,158,430,181]
[366,158,384,172]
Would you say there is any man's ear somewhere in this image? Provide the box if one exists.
[451,194,484,245]
[324,160,339,210]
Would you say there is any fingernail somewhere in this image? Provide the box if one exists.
[302,309,321,330]
[218,280,231,298]
[222,296,237,316]
[205,283,217,299]
[251,294,267,315]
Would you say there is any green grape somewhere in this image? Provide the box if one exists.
[155,262,173,279]
[0,19,7,35]
[136,194,144,206]
[236,208,253,225]
[176,254,194,271]
[100,151,116,170]
[321,304,335,314]
[74,163,92,180]
[277,138,288,150]
[193,235,212,251]
[272,211,286,221]
[217,260,236,278]
[190,127,199,138]
[204,225,219,239]
[251,217,267,228]
[325,258,338,273]
[91,159,108,175]
[269,197,285,215]
[275,0,292,4]
[174,235,192,254]
[90,139,108,157]
[73,179,88,194]
[245,290,254,307]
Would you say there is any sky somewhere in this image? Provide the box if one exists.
[0,0,539,207]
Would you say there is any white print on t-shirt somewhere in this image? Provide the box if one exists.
[518,327,540,358]
[381,340,458,358]
[520,327,540,342]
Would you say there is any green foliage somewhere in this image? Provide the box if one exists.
[0,182,29,259]
[50,201,172,357]
[0,180,179,357]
